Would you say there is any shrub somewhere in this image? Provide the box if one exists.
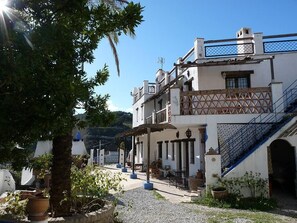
[69,166,125,213]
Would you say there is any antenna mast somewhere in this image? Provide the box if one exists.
[157,57,165,69]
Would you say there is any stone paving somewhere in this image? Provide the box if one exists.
[103,164,195,203]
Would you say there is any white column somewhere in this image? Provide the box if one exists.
[143,80,148,94]
[205,148,221,189]
[119,149,125,166]
[170,87,180,116]
[194,38,205,59]
[99,149,105,166]
[253,32,264,55]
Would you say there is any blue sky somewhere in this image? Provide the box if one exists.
[84,0,297,113]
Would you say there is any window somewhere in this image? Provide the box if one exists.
[165,141,169,160]
[171,142,175,161]
[226,75,250,89]
[158,99,162,110]
[141,105,143,120]
[136,108,139,122]
[158,142,162,159]
[190,141,195,164]
[224,71,252,90]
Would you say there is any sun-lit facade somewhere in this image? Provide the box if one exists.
[130,28,297,197]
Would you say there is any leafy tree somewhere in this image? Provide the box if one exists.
[0,0,143,216]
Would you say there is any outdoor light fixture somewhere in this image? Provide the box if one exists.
[185,128,192,138]
[176,131,179,138]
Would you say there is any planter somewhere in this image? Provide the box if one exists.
[188,177,199,192]
[196,170,203,179]
[26,196,49,221]
[211,187,228,200]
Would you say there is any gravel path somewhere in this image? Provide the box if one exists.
[114,188,208,223]
[114,188,297,223]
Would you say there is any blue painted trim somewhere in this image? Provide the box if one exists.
[122,167,127,172]
[116,164,122,168]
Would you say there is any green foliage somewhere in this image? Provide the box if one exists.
[194,193,277,211]
[27,153,53,179]
[0,192,28,220]
[220,171,268,198]
[0,0,142,216]
[152,190,165,200]
[70,166,125,213]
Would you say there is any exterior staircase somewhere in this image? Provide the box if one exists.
[219,79,297,175]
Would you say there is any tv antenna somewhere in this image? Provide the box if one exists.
[157,57,165,69]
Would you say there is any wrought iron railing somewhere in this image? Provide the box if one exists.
[219,78,297,174]
[180,87,272,115]
[263,39,297,53]
[156,107,167,124]
[205,42,254,57]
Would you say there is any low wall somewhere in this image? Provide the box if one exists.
[49,202,114,223]
[19,202,114,223]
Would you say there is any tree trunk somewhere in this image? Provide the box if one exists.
[50,134,72,217]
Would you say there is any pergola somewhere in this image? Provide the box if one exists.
[116,123,176,189]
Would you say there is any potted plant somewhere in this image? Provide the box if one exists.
[211,186,228,199]
[150,159,162,178]
[28,153,53,188]
[26,190,49,221]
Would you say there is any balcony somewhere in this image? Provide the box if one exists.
[145,104,171,124]
[180,87,272,115]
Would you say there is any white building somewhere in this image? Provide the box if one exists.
[129,28,297,197]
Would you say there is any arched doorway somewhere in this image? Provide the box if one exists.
[268,139,296,197]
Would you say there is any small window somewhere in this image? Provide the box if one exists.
[136,108,139,122]
[226,75,250,89]
[141,105,143,120]
[190,141,195,164]
[172,143,175,161]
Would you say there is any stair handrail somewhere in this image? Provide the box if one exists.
[219,79,297,172]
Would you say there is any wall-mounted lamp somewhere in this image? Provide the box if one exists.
[221,72,226,79]
[176,131,179,138]
[185,128,192,138]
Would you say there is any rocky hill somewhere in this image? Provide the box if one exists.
[78,111,132,153]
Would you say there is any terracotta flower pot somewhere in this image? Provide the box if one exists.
[211,187,228,200]
[26,196,49,221]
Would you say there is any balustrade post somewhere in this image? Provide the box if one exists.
[143,80,148,94]
[165,72,169,85]
[253,32,264,54]
[194,38,205,59]
[152,110,156,124]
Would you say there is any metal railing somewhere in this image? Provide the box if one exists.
[264,39,297,53]
[205,42,254,57]
[219,78,297,174]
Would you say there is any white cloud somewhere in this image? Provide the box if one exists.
[107,100,132,113]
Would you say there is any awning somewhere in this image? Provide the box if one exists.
[116,123,177,138]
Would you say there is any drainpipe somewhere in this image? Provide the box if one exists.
[270,56,275,82]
